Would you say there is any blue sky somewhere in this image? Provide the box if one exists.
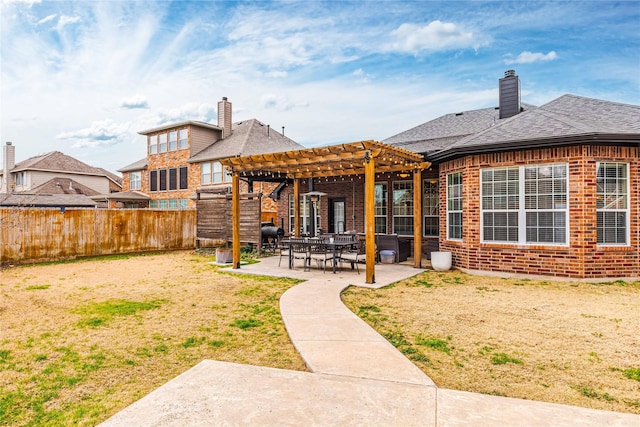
[1,0,639,174]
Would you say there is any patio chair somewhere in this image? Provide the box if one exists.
[338,239,365,274]
[277,239,291,267]
[308,241,335,273]
[289,238,310,270]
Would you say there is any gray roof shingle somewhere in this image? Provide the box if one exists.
[438,95,640,157]
[118,158,148,173]
[188,119,304,163]
[0,193,97,207]
[383,104,535,153]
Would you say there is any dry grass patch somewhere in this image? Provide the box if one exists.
[342,270,640,414]
[0,251,306,426]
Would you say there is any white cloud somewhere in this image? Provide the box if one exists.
[37,14,57,25]
[56,119,130,148]
[120,94,149,109]
[138,103,217,129]
[259,94,309,112]
[386,21,480,54]
[54,15,81,31]
[505,51,558,64]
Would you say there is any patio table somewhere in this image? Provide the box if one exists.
[280,238,356,273]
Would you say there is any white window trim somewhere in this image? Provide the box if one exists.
[446,172,463,241]
[480,164,569,246]
[596,162,630,247]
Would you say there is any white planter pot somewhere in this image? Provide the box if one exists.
[431,251,452,271]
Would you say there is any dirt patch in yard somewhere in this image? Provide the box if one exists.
[0,251,306,426]
[342,270,640,415]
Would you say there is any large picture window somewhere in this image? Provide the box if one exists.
[393,181,413,236]
[423,180,439,237]
[374,183,387,234]
[480,164,568,245]
[596,162,628,245]
[447,172,463,240]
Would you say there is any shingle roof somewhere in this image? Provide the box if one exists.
[432,94,640,160]
[383,104,535,153]
[188,119,304,163]
[29,178,101,196]
[118,157,148,173]
[0,193,97,207]
[2,151,122,189]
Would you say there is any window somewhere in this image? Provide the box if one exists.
[150,199,189,210]
[201,162,211,184]
[525,164,567,244]
[169,168,177,190]
[168,131,177,151]
[480,164,568,245]
[179,166,188,190]
[423,180,439,237]
[150,170,158,192]
[289,195,320,235]
[149,136,158,154]
[158,133,167,153]
[374,183,387,234]
[201,161,231,184]
[159,169,167,191]
[597,162,628,245]
[393,181,413,235]
[130,171,141,190]
[178,128,188,149]
[15,171,27,187]
[481,168,519,242]
[447,172,463,240]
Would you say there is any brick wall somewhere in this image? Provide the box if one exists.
[439,144,639,278]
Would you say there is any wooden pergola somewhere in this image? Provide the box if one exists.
[220,140,430,283]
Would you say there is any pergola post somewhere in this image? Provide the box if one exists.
[413,169,423,268]
[293,178,300,237]
[232,172,241,269]
[364,152,376,284]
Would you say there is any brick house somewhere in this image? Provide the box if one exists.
[118,97,303,213]
[265,71,638,279]
[1,142,122,207]
[382,71,639,278]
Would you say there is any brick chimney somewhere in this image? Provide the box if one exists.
[1,142,15,192]
[217,97,232,138]
[499,70,521,119]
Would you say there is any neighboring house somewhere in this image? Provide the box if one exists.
[0,142,121,208]
[383,70,639,278]
[118,97,304,212]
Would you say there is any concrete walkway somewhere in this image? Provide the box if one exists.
[101,257,639,426]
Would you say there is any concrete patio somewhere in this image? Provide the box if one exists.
[100,256,639,426]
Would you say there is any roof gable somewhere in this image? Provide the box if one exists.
[188,119,304,163]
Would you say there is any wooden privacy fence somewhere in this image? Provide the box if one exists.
[196,192,261,247]
[0,208,196,265]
